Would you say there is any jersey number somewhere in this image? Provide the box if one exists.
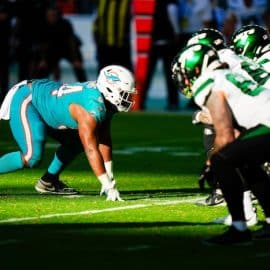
[52,84,83,97]
[226,73,264,96]
[241,61,269,85]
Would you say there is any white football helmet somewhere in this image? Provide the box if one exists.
[96,65,136,112]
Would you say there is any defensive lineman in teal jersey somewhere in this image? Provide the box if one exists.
[0,65,136,201]
[31,79,109,129]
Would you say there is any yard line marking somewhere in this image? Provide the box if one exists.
[0,197,203,224]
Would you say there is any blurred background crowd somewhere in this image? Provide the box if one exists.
[0,0,270,111]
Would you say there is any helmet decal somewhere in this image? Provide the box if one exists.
[187,28,226,51]
[104,69,121,83]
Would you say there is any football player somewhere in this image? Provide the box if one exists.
[231,24,270,72]
[172,43,270,245]
[186,28,270,226]
[0,65,136,201]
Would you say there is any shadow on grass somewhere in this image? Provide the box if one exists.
[0,222,269,269]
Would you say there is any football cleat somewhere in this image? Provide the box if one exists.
[35,179,79,195]
[196,189,224,206]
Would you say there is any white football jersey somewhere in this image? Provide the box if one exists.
[193,69,270,129]
[218,48,270,88]
[256,51,270,73]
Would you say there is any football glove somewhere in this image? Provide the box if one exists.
[106,187,123,201]
[100,179,115,196]
[100,180,124,201]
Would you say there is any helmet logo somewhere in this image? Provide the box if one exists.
[180,44,201,68]
[104,70,121,84]
[233,29,254,43]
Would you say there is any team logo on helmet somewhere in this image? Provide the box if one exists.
[104,69,121,84]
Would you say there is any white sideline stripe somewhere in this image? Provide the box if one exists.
[0,197,202,224]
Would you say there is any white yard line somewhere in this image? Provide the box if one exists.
[0,197,203,224]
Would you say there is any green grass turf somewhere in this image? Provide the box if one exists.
[0,112,269,269]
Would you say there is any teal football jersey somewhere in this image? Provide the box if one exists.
[31,79,109,129]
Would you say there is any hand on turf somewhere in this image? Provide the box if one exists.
[100,180,124,201]
[100,180,115,196]
[106,187,123,201]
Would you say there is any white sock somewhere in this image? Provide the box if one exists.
[243,190,255,219]
[232,221,248,231]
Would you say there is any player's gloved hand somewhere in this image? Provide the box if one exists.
[100,179,115,196]
[100,180,124,201]
[106,187,123,201]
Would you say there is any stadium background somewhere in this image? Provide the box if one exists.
[9,11,186,111]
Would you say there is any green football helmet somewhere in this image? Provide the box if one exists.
[187,28,226,51]
[231,24,270,59]
[171,43,221,98]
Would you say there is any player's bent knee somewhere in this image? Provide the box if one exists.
[26,156,42,168]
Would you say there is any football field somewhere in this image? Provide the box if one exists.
[0,112,269,269]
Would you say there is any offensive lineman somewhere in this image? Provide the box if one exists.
[172,43,270,245]
[186,27,270,226]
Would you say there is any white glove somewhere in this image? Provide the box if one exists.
[100,180,115,196]
[106,187,123,201]
[100,180,124,201]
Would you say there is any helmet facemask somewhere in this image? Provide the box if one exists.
[172,62,193,98]
[109,87,136,112]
